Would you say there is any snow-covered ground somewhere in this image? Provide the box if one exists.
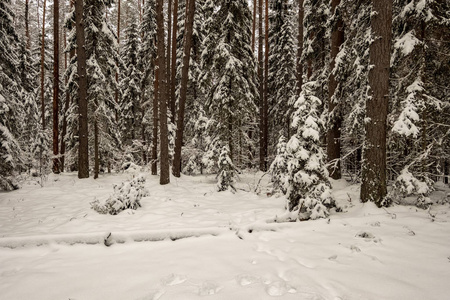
[0,171,449,300]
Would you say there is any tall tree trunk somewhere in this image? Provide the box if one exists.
[25,0,30,49]
[326,0,344,179]
[173,0,195,178]
[262,0,269,172]
[167,0,173,121]
[156,0,170,185]
[53,0,60,174]
[258,0,264,171]
[75,0,89,179]
[252,0,256,52]
[40,0,47,129]
[361,0,392,206]
[170,0,178,124]
[152,60,159,175]
[115,0,121,122]
[297,0,304,95]
[94,110,99,179]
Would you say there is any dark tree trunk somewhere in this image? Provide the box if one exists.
[262,0,269,172]
[75,0,89,179]
[361,0,392,206]
[170,0,178,124]
[327,0,344,180]
[252,0,256,52]
[258,0,264,171]
[173,0,195,178]
[167,0,173,121]
[152,60,159,176]
[94,114,99,179]
[156,0,170,185]
[53,0,60,174]
[25,0,30,49]
[115,0,121,122]
[297,0,304,95]
[40,0,47,129]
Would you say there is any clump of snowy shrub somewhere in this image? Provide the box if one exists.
[387,168,434,209]
[269,136,289,195]
[216,146,239,192]
[91,175,149,215]
[286,82,335,221]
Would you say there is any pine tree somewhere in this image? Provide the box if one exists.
[216,146,239,192]
[201,0,258,166]
[268,0,297,147]
[360,0,393,206]
[0,0,26,189]
[84,0,122,178]
[286,82,335,220]
[269,135,288,195]
[121,16,142,150]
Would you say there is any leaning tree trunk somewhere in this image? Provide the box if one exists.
[327,0,344,179]
[173,0,195,178]
[156,0,170,185]
[75,0,89,179]
[52,0,60,174]
[361,0,393,206]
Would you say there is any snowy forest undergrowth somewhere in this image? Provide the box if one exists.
[1,170,450,299]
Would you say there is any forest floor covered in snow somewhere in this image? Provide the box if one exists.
[0,170,449,300]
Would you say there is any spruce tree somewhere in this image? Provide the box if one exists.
[286,82,335,220]
[201,0,258,165]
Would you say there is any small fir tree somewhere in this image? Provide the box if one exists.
[286,82,335,220]
[269,135,289,195]
[216,146,239,192]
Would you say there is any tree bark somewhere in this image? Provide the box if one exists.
[361,0,392,206]
[25,0,30,49]
[252,0,256,52]
[173,0,195,178]
[40,0,47,129]
[167,0,173,121]
[75,0,89,179]
[53,0,60,174]
[94,112,99,179]
[170,0,178,124]
[258,0,264,171]
[327,0,344,179]
[152,60,159,175]
[262,0,269,172]
[156,0,170,185]
[115,0,120,122]
[297,0,304,95]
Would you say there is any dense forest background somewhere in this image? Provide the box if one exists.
[1,0,449,218]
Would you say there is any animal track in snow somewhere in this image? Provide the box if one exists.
[236,274,260,286]
[265,280,297,296]
[198,281,222,296]
[161,273,187,286]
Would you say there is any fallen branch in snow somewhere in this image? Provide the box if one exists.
[0,228,231,249]
[427,206,436,222]
[254,172,269,194]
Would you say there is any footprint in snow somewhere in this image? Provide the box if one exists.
[161,273,187,286]
[136,289,166,300]
[236,274,260,286]
[265,280,297,296]
[198,281,222,296]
